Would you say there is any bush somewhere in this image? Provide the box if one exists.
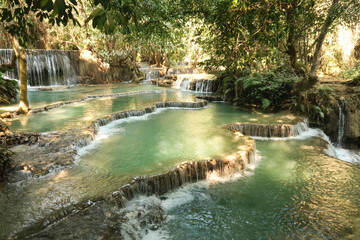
[224,68,298,110]
[342,63,360,80]
[291,86,337,123]
[0,72,19,104]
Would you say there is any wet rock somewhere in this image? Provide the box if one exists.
[7,128,96,181]
[196,95,224,102]
[0,112,13,118]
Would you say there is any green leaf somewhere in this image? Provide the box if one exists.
[86,8,106,24]
[300,104,305,113]
[261,98,271,109]
[55,0,66,16]
[243,78,261,89]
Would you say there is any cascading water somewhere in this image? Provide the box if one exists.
[195,80,212,93]
[0,49,78,86]
[173,76,213,93]
[228,117,360,164]
[336,99,345,147]
[145,69,161,82]
[138,62,161,83]
[0,49,18,79]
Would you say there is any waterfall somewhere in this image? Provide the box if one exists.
[0,49,79,86]
[173,76,213,93]
[145,69,160,82]
[195,80,213,93]
[0,49,18,79]
[180,78,191,90]
[91,101,208,129]
[138,63,161,83]
[336,99,345,147]
[111,144,255,207]
[227,119,309,138]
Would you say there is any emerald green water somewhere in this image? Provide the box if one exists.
[0,85,359,239]
[0,104,248,239]
[0,83,166,113]
[6,85,302,133]
[7,90,196,132]
[163,139,360,239]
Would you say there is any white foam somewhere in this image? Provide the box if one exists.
[143,229,170,240]
[251,126,360,164]
[251,128,321,141]
[161,181,209,211]
[333,147,360,164]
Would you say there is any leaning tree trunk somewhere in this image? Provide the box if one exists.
[308,0,339,88]
[12,37,29,114]
[292,0,339,93]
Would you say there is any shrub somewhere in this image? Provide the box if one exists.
[234,70,297,110]
[0,71,18,104]
[291,86,337,123]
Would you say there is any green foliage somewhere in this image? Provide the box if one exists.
[0,72,18,104]
[342,63,360,80]
[219,67,298,110]
[0,0,79,47]
[291,86,336,123]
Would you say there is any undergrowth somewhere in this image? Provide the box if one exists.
[215,66,300,111]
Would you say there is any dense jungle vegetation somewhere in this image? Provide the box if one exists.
[0,0,359,117]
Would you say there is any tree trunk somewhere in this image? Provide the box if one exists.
[309,0,339,85]
[285,0,298,69]
[287,43,297,68]
[12,37,29,114]
[131,49,141,82]
[292,0,340,93]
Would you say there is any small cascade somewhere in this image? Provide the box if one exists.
[173,77,184,89]
[173,76,213,93]
[173,75,192,90]
[336,99,346,147]
[180,78,191,90]
[0,49,18,79]
[0,49,79,86]
[138,63,161,83]
[91,101,208,129]
[227,119,309,138]
[195,80,213,93]
[145,69,161,81]
[111,144,255,207]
